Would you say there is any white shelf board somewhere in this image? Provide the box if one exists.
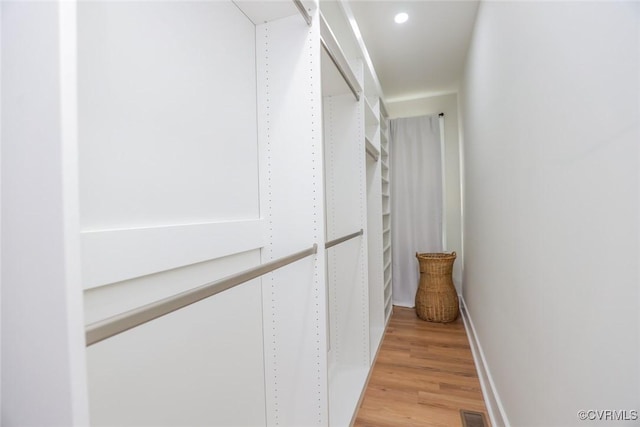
[380,100,389,120]
[364,97,379,126]
[365,93,378,110]
[365,136,380,162]
[233,0,301,25]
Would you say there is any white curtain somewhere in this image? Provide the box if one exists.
[390,115,443,307]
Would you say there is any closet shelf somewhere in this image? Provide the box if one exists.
[365,137,380,161]
[364,98,379,126]
[380,100,389,119]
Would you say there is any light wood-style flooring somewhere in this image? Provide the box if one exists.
[354,307,490,427]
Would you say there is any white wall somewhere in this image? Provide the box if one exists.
[387,94,463,292]
[460,2,639,426]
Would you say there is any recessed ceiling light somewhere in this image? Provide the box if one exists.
[394,12,409,24]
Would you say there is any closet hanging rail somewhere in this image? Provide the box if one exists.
[325,229,363,250]
[365,138,380,161]
[85,244,318,346]
[320,13,361,101]
[293,0,312,26]
[321,40,360,101]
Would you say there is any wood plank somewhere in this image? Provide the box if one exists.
[354,307,491,427]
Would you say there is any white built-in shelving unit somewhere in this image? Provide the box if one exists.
[380,102,393,324]
[79,2,331,425]
[3,0,392,425]
[363,78,387,360]
[320,11,369,426]
[320,0,391,423]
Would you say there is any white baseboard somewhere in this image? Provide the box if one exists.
[459,296,510,427]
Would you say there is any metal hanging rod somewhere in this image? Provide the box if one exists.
[321,40,361,102]
[365,138,380,162]
[365,146,379,161]
[325,229,363,250]
[320,13,361,102]
[86,244,318,346]
[293,0,312,26]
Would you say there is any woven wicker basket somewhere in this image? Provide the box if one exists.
[415,252,459,323]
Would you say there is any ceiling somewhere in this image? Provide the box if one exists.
[346,0,479,102]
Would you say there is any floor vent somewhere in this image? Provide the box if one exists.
[460,410,487,427]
